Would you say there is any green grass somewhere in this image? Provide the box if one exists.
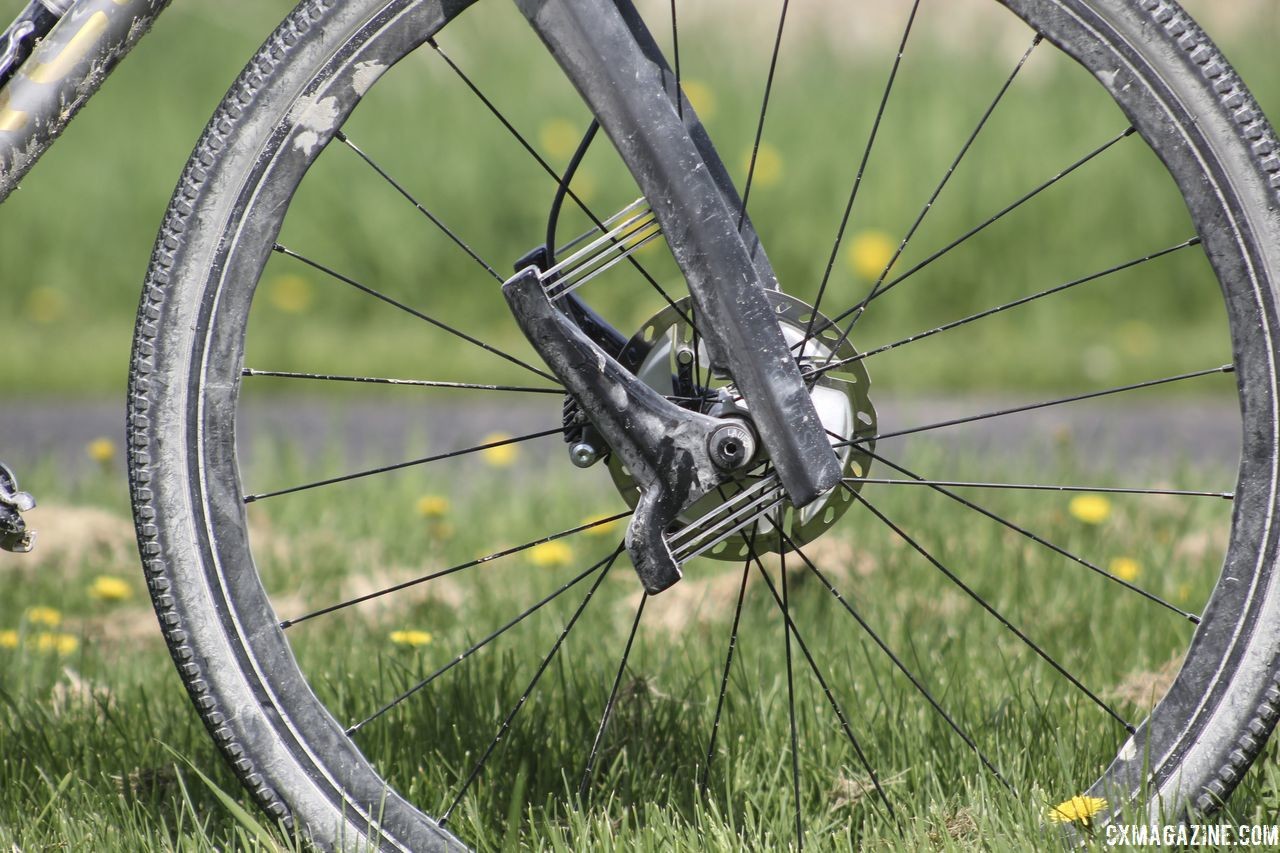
[3,1,1280,849]
[4,439,1280,850]
[0,0,1276,395]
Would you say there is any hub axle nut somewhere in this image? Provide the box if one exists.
[708,422,756,471]
[569,442,600,468]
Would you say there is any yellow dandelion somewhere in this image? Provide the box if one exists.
[1176,583,1191,603]
[538,117,582,162]
[25,286,67,324]
[389,629,433,647]
[32,632,79,655]
[741,142,783,188]
[846,230,896,281]
[1117,320,1156,358]
[570,170,598,205]
[681,79,717,120]
[1109,557,1142,582]
[581,513,622,537]
[24,606,62,628]
[529,540,574,568]
[0,630,18,649]
[89,574,133,602]
[416,495,450,519]
[267,273,313,314]
[1069,494,1112,525]
[479,432,519,468]
[1047,795,1107,824]
[86,437,115,464]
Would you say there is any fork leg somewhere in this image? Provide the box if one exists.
[512,0,842,507]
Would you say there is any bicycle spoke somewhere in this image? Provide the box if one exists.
[829,127,1138,325]
[347,544,625,736]
[837,363,1234,445]
[806,0,922,343]
[700,557,752,792]
[334,130,502,282]
[780,546,804,849]
[244,427,562,504]
[825,34,1043,357]
[579,591,648,799]
[241,368,561,395]
[738,0,790,224]
[849,490,1135,733]
[278,512,631,628]
[749,536,900,829]
[272,242,558,383]
[775,527,1010,788]
[439,545,622,825]
[427,39,700,335]
[845,476,1230,501]
[854,445,1203,623]
[813,237,1200,375]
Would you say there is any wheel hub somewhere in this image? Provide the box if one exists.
[609,292,877,560]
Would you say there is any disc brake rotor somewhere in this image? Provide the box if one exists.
[609,291,877,560]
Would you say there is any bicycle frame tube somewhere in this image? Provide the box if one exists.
[0,0,170,201]
[514,0,842,507]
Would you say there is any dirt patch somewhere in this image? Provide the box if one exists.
[0,503,135,576]
[1106,654,1183,710]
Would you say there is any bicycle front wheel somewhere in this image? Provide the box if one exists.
[131,0,1280,848]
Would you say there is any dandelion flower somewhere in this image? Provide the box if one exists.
[846,230,896,281]
[416,495,450,519]
[24,606,62,628]
[1069,495,1112,525]
[1176,583,1191,603]
[538,117,581,161]
[389,629,433,647]
[1047,795,1107,824]
[89,575,133,602]
[32,632,79,655]
[530,541,573,568]
[87,437,115,463]
[1109,557,1141,582]
[25,286,67,324]
[1117,320,1156,357]
[0,630,18,649]
[267,274,313,314]
[569,170,598,204]
[480,432,518,468]
[741,142,783,188]
[681,79,717,120]
[581,513,622,537]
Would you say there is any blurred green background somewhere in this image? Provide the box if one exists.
[0,0,1276,397]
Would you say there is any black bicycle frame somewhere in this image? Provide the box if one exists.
[0,0,170,200]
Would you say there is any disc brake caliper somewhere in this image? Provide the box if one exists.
[504,268,753,594]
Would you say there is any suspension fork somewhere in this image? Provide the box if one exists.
[511,0,842,507]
